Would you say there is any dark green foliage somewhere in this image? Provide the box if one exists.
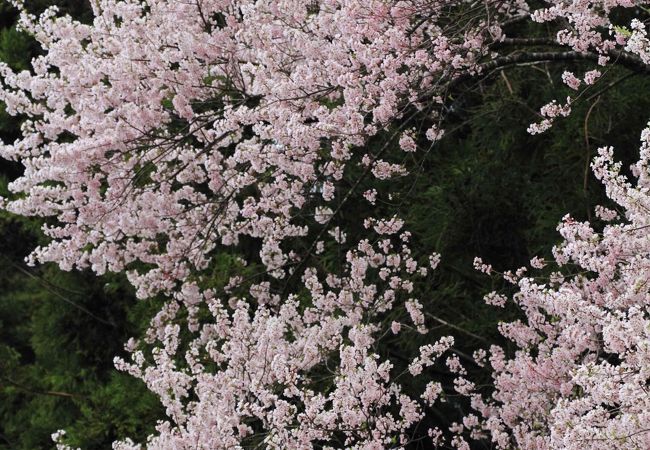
[0,208,164,449]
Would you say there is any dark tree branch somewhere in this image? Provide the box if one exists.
[480,50,649,74]
[1,376,84,399]
[492,39,650,74]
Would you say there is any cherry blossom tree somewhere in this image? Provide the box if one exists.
[1,0,650,448]
[456,127,650,450]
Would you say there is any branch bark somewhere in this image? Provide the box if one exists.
[491,39,650,74]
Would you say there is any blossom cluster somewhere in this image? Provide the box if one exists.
[463,126,650,449]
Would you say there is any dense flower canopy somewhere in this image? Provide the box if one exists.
[1,0,650,448]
